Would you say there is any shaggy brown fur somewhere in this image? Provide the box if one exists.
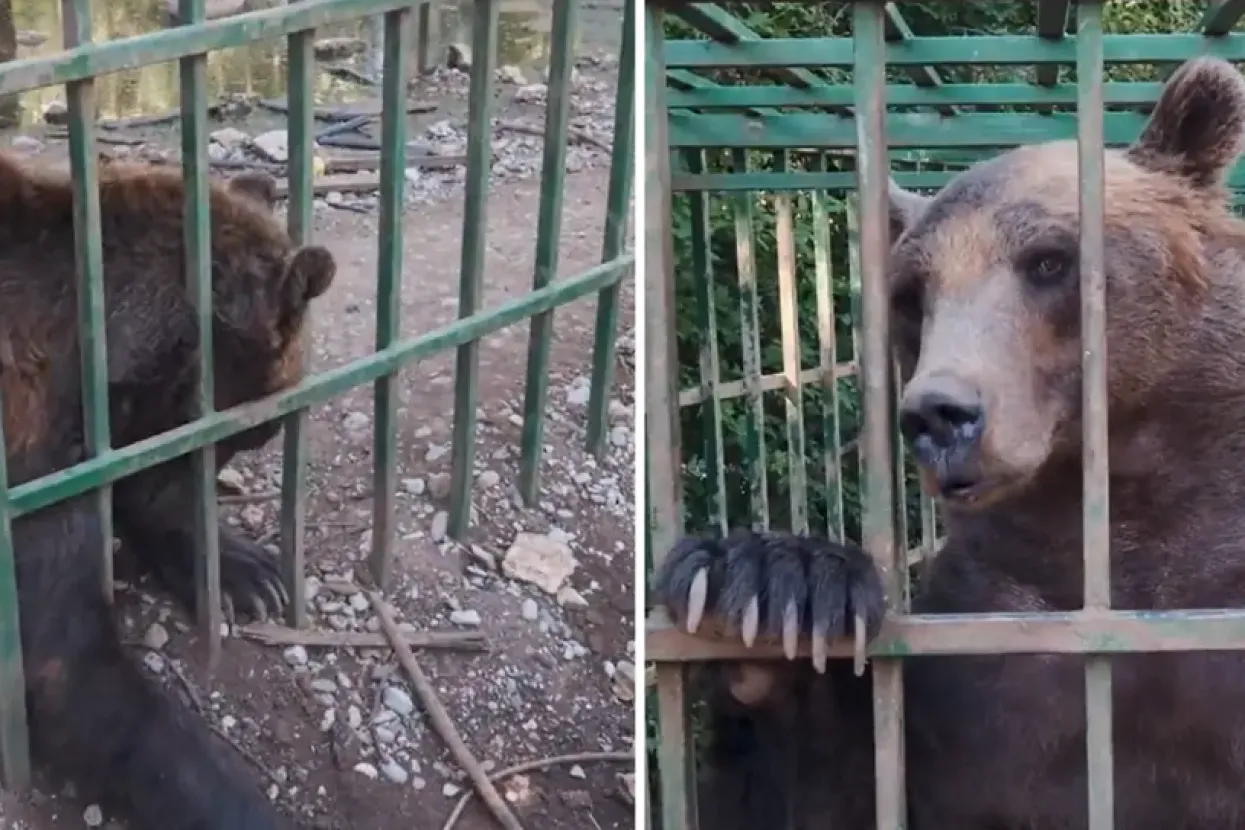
[1,151,334,829]
[655,56,1245,829]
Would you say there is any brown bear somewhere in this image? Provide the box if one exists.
[654,55,1245,829]
[1,152,334,829]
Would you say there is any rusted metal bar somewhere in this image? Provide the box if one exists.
[853,3,907,828]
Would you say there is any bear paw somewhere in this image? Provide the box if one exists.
[652,530,886,672]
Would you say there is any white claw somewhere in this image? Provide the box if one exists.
[853,613,869,677]
[782,601,799,660]
[741,596,759,647]
[811,625,829,674]
[686,568,709,634]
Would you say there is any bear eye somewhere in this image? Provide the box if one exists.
[1021,249,1075,288]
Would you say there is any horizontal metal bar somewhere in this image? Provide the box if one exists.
[664,33,1245,71]
[8,254,632,517]
[677,361,857,407]
[671,170,1245,199]
[647,607,1245,661]
[0,0,419,97]
[666,81,1166,110]
[668,110,1155,149]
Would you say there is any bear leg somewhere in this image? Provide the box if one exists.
[112,457,288,622]
[15,497,290,830]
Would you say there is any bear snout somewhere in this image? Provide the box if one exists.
[900,375,986,499]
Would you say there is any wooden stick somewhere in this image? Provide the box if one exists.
[366,591,524,830]
[238,622,487,652]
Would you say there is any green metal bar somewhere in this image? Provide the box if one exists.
[854,6,906,830]
[775,151,807,535]
[0,0,426,97]
[731,150,769,530]
[665,80,1167,110]
[0,429,26,790]
[518,0,578,505]
[1202,0,1245,35]
[1076,5,1114,830]
[663,32,1245,70]
[1035,0,1071,87]
[668,110,1163,149]
[178,0,222,662]
[8,256,631,519]
[415,0,440,74]
[883,2,953,115]
[279,22,314,629]
[447,0,498,541]
[585,0,636,457]
[686,151,728,534]
[63,0,112,608]
[646,606,1245,661]
[647,5,695,830]
[811,156,845,540]
[672,167,1245,193]
[367,7,411,590]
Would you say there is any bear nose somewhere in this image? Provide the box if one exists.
[898,384,985,449]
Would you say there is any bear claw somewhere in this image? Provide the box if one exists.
[686,567,709,634]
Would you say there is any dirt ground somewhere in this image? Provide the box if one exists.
[0,41,636,830]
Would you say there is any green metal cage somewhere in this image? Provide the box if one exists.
[0,0,635,791]
[644,2,1245,829]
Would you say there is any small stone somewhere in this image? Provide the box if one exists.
[251,129,289,162]
[430,511,449,542]
[83,804,104,827]
[428,473,452,499]
[343,411,371,434]
[216,467,245,491]
[443,782,462,797]
[142,623,169,650]
[402,477,426,495]
[210,127,249,149]
[610,425,631,448]
[404,167,422,186]
[412,776,427,790]
[349,592,370,613]
[565,380,591,407]
[478,470,500,488]
[383,686,415,717]
[426,444,449,463]
[380,759,409,784]
[240,504,265,531]
[310,678,338,694]
[570,765,586,779]
[142,652,166,674]
[284,645,308,667]
[354,762,379,780]
[449,609,481,627]
[498,64,525,84]
[514,83,547,103]
[557,586,588,608]
[521,598,539,621]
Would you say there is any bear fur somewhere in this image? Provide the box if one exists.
[1,152,335,829]
[655,56,1245,829]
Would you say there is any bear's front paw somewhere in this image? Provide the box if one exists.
[652,530,886,671]
[218,526,289,624]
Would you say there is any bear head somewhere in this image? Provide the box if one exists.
[885,56,1245,511]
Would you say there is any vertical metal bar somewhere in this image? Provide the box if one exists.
[280,22,314,627]
[854,5,907,830]
[646,5,695,829]
[1077,4,1114,830]
[585,0,635,457]
[686,150,728,535]
[518,0,578,505]
[811,157,844,540]
[447,0,499,541]
[416,0,441,75]
[62,0,112,604]
[0,430,26,789]
[367,6,411,588]
[178,0,221,663]
[775,151,807,534]
[731,149,770,530]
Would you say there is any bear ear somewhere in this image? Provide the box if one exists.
[228,171,279,210]
[281,245,336,312]
[888,177,931,243]
[1126,56,1245,188]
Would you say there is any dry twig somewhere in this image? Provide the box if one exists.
[238,622,487,652]
[367,590,525,830]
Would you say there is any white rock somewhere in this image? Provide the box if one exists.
[521,598,539,621]
[384,686,415,717]
[478,470,500,488]
[450,609,481,627]
[402,477,426,495]
[430,511,449,542]
[251,129,289,162]
[283,645,308,667]
[380,759,409,784]
[502,532,577,594]
[83,804,104,827]
[210,127,249,149]
[354,762,379,780]
[143,623,169,650]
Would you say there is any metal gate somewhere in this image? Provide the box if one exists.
[0,0,635,789]
[645,2,1245,828]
